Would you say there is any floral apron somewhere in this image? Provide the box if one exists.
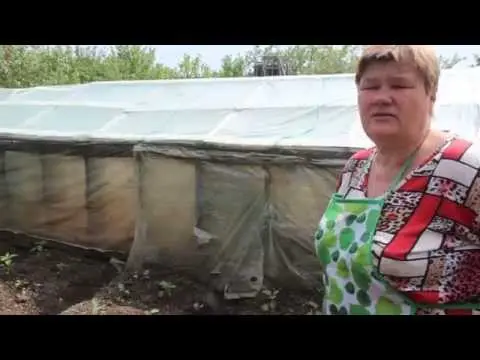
[314,149,480,315]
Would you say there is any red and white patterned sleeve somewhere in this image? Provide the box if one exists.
[452,140,480,236]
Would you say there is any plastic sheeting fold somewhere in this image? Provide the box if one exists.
[4,151,44,233]
[128,153,198,269]
[42,154,88,243]
[127,144,347,297]
[197,163,267,298]
[86,157,137,252]
[265,166,339,288]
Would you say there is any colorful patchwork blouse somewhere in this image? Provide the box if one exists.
[335,136,480,315]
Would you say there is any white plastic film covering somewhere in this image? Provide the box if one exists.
[0,67,477,144]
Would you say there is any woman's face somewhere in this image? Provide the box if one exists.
[357,61,434,145]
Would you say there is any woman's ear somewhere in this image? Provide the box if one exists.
[429,86,438,102]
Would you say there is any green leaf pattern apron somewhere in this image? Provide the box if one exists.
[315,151,417,315]
[316,194,416,315]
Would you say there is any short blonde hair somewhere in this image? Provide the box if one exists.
[355,45,440,100]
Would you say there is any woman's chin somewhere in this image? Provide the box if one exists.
[365,126,401,142]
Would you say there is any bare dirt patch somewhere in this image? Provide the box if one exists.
[0,235,323,315]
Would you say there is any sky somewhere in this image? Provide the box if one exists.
[150,45,480,69]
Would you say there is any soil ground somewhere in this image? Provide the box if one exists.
[0,235,323,315]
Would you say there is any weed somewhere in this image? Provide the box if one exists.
[30,241,47,253]
[117,282,130,296]
[109,257,124,273]
[91,298,105,315]
[260,288,279,312]
[192,302,205,311]
[157,280,176,298]
[0,252,17,274]
[145,308,160,315]
[305,300,322,315]
[14,279,29,290]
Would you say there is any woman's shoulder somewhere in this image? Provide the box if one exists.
[335,147,374,192]
[337,147,374,180]
[439,136,480,171]
[438,137,480,183]
[351,147,375,161]
[343,147,375,169]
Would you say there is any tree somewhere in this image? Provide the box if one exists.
[241,45,362,75]
[0,45,470,88]
[472,54,480,67]
[438,53,465,69]
[174,54,214,78]
[217,54,247,77]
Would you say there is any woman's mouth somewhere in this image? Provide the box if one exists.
[372,112,396,117]
[372,112,397,120]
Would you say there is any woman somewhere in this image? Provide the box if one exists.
[315,45,480,315]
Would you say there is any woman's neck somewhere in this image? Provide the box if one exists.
[374,129,441,169]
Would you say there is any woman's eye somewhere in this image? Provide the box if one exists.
[360,84,414,90]
[360,85,379,90]
[391,83,414,89]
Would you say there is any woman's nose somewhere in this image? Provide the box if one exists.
[371,88,394,105]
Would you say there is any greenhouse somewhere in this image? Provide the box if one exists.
[0,67,479,299]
